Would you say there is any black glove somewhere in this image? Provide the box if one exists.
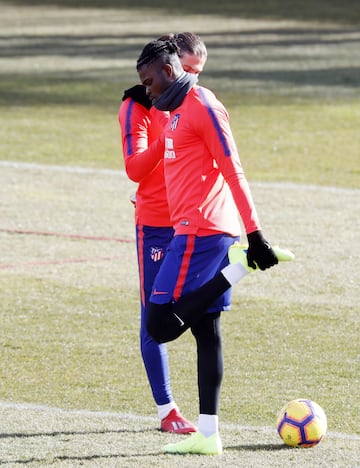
[247,230,278,271]
[122,85,152,110]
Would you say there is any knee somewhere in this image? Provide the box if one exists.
[147,301,187,343]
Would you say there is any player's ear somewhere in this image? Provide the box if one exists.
[163,63,174,78]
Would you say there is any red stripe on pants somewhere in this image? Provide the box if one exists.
[137,225,145,307]
[173,235,195,301]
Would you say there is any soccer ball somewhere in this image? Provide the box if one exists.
[276,399,327,448]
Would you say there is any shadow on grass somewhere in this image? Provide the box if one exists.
[3,453,162,464]
[4,0,360,24]
[0,427,163,464]
[209,66,360,88]
[0,440,294,465]
[1,27,359,107]
[1,28,359,60]
[0,427,156,438]
[3,452,163,465]
[226,442,291,451]
[1,61,359,108]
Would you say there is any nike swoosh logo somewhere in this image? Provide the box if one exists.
[153,289,168,295]
[173,313,185,327]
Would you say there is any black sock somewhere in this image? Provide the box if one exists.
[191,313,223,415]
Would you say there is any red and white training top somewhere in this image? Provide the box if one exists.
[118,98,171,227]
[163,85,261,236]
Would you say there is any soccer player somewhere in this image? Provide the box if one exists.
[136,39,278,455]
[118,33,207,434]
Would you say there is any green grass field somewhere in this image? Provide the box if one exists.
[0,1,359,466]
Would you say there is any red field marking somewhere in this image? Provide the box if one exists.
[0,255,124,270]
[0,228,135,269]
[0,228,135,243]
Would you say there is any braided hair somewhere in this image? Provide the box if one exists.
[158,32,207,60]
[136,39,180,70]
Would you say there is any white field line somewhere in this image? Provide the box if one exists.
[0,160,358,195]
[0,160,127,177]
[0,401,359,441]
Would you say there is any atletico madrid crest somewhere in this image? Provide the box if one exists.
[171,113,180,131]
[150,247,164,262]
